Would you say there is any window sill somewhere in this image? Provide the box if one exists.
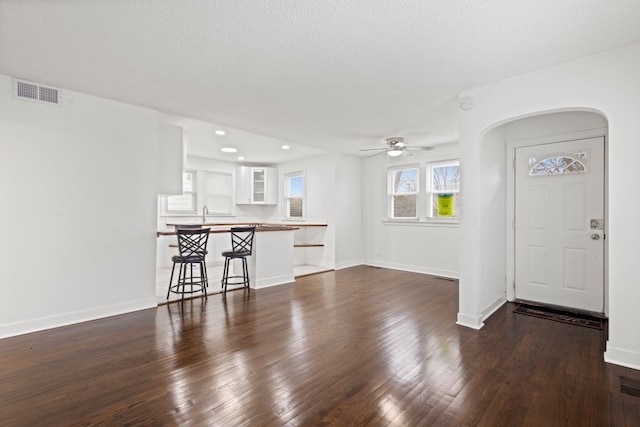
[383,218,459,228]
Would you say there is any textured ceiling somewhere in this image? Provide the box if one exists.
[2,0,640,160]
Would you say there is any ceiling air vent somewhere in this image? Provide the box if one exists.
[13,79,60,105]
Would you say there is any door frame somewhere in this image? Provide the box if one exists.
[505,128,609,315]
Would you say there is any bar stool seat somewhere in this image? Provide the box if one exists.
[221,227,255,293]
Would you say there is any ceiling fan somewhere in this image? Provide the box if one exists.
[360,137,433,157]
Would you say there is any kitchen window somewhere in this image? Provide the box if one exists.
[428,160,460,219]
[388,165,418,219]
[285,172,304,218]
[162,170,197,214]
[203,171,233,215]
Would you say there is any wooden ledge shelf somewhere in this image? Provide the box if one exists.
[281,223,327,227]
[294,244,324,248]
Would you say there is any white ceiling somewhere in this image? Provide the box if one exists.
[2,1,640,162]
[159,113,327,164]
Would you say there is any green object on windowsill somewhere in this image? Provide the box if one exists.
[437,193,454,217]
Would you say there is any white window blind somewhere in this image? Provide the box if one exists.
[204,171,233,215]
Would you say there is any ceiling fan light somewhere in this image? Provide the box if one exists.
[388,149,403,157]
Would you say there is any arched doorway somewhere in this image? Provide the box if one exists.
[492,110,609,314]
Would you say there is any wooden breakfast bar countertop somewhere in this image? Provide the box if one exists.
[156,223,300,237]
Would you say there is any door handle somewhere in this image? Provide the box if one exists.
[591,234,600,240]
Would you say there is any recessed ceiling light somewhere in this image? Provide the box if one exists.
[281,145,290,150]
[237,156,245,160]
[221,147,237,153]
[215,130,226,136]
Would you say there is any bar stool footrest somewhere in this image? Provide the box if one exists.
[169,281,207,295]
[221,275,250,287]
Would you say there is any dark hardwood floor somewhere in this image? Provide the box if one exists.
[2,266,639,426]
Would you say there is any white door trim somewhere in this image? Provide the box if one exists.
[505,128,608,314]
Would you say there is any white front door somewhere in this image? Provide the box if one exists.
[514,137,605,312]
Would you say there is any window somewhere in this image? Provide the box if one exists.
[428,160,460,219]
[204,171,233,215]
[285,172,304,218]
[164,171,197,214]
[529,152,588,176]
[388,165,418,218]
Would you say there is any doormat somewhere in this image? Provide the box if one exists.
[513,304,604,330]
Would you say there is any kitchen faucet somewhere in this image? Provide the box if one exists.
[202,205,209,223]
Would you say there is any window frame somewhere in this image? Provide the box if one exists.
[387,164,419,220]
[284,171,304,219]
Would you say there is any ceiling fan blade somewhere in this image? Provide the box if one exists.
[410,146,434,151]
[359,147,389,152]
[366,151,387,157]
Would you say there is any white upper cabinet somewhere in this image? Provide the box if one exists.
[237,166,278,205]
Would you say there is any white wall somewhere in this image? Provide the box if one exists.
[457,42,640,370]
[278,153,337,269]
[362,145,460,277]
[158,123,183,195]
[0,74,161,337]
[334,154,363,269]
[503,111,608,142]
[478,126,507,319]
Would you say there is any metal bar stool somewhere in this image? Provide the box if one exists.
[172,224,209,290]
[221,227,255,293]
[167,228,210,301]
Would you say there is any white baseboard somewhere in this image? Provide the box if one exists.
[252,273,296,289]
[456,312,485,330]
[481,296,507,322]
[0,297,157,339]
[363,259,458,279]
[335,259,363,270]
[604,344,640,371]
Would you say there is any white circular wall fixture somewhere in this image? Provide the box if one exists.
[459,97,474,110]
